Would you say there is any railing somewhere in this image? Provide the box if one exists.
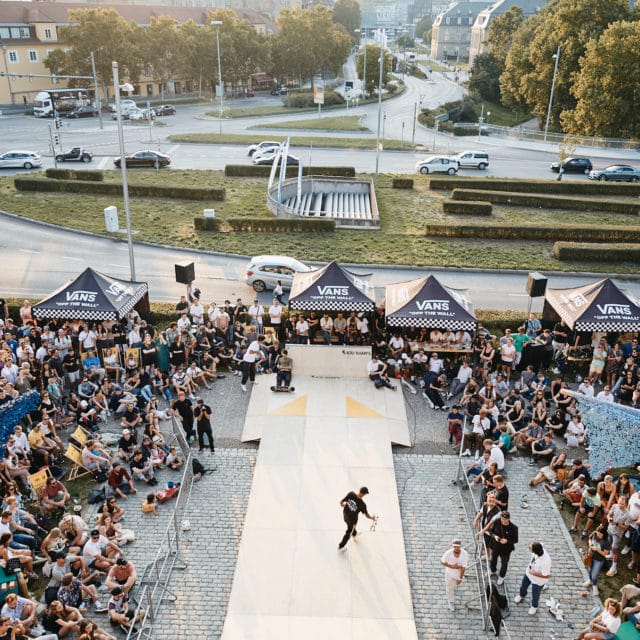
[123,416,194,639]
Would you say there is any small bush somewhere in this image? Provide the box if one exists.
[45,168,103,182]
[282,90,344,108]
[193,216,221,231]
[225,217,334,233]
[443,200,492,215]
[224,165,355,178]
[392,178,414,189]
[426,222,640,242]
[553,242,640,262]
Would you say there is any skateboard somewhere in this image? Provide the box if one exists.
[369,516,379,532]
[270,386,295,392]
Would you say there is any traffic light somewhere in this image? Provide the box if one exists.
[54,134,59,145]
[55,118,62,129]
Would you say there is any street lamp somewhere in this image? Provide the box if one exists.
[112,61,136,281]
[355,29,367,97]
[211,20,223,135]
[544,45,560,142]
[375,40,385,175]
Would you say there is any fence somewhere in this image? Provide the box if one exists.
[123,416,194,640]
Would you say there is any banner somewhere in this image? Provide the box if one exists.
[313,80,325,105]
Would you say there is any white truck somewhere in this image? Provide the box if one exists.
[33,89,90,118]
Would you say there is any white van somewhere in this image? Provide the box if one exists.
[454,151,489,169]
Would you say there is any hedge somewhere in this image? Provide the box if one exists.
[193,216,221,231]
[225,165,355,178]
[14,178,225,201]
[442,199,492,215]
[392,178,414,189]
[450,188,640,215]
[225,217,335,232]
[429,177,640,197]
[553,242,640,262]
[45,168,103,182]
[425,221,640,242]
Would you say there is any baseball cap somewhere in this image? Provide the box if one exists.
[501,511,510,519]
[122,429,130,435]
[452,538,462,547]
[359,486,369,495]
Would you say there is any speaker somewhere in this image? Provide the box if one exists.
[526,272,547,298]
[175,262,195,285]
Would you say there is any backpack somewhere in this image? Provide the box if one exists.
[88,486,107,504]
[192,457,206,476]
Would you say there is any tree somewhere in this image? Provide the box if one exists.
[486,6,524,62]
[142,16,182,100]
[414,15,432,42]
[566,21,640,137]
[396,34,415,49]
[500,0,630,131]
[468,52,502,102]
[332,0,361,40]
[356,45,392,94]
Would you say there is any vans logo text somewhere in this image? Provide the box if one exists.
[597,304,631,315]
[66,290,97,302]
[416,299,449,311]
[318,286,349,296]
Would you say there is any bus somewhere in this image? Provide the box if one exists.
[33,88,91,118]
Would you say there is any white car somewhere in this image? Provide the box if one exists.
[454,150,489,169]
[245,255,313,292]
[129,108,155,121]
[0,150,42,169]
[247,141,281,157]
[109,99,137,113]
[416,155,459,175]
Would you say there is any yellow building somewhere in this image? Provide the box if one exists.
[0,1,275,105]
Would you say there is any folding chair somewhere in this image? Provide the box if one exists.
[64,443,93,481]
[28,468,53,514]
[69,425,90,450]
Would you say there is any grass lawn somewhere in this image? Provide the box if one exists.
[248,115,368,132]
[472,100,534,127]
[168,133,409,151]
[0,170,636,274]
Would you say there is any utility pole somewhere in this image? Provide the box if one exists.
[411,101,417,146]
[90,52,103,130]
[375,42,384,175]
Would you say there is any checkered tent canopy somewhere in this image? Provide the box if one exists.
[32,268,148,321]
[289,261,375,312]
[545,278,640,332]
[385,275,477,330]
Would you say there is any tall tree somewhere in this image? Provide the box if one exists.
[414,15,432,42]
[357,45,392,94]
[468,52,502,102]
[332,0,361,40]
[486,6,524,62]
[500,0,630,131]
[565,21,640,138]
[142,16,182,100]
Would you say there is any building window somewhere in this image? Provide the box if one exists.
[10,28,20,38]
[0,28,9,39]
[44,28,53,39]
[8,51,18,63]
[19,28,30,38]
[29,50,38,62]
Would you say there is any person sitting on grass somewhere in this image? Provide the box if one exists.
[575,597,621,640]
[568,486,601,540]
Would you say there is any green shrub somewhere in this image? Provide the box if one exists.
[392,178,414,189]
[14,178,224,201]
[430,177,640,197]
[450,188,640,214]
[226,217,334,232]
[45,168,103,182]
[443,200,492,215]
[193,216,221,231]
[224,165,355,178]
[283,90,344,108]
[553,242,640,262]
[426,222,640,242]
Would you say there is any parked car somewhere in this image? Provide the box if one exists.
[247,141,281,157]
[550,157,593,174]
[454,150,489,169]
[113,150,171,168]
[154,104,176,116]
[253,150,299,165]
[415,155,459,175]
[108,99,137,113]
[66,105,98,119]
[588,164,640,182]
[129,108,156,121]
[55,147,92,163]
[0,150,42,169]
[111,104,139,120]
[245,255,313,292]
[270,86,289,96]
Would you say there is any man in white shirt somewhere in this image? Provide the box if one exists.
[319,313,334,346]
[248,299,264,330]
[577,378,595,398]
[189,298,205,326]
[78,325,97,351]
[462,408,490,458]
[295,315,309,344]
[596,385,615,403]
[441,538,468,611]
[514,541,551,615]
[208,301,220,325]
[269,300,283,338]
[240,337,264,391]
[177,311,191,334]
[429,353,444,374]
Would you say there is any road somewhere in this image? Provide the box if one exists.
[3,210,639,311]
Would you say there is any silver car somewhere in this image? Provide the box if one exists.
[245,255,312,292]
[0,150,42,169]
[588,164,640,182]
[415,155,459,175]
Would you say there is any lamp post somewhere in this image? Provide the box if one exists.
[355,29,367,97]
[112,61,136,282]
[211,20,223,135]
[375,41,385,175]
[89,52,103,130]
[544,45,560,142]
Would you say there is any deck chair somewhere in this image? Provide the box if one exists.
[28,467,53,514]
[64,443,93,481]
[69,425,90,450]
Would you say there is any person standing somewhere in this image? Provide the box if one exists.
[241,339,263,392]
[172,391,195,444]
[338,486,376,550]
[193,399,214,453]
[269,299,283,342]
[441,538,468,611]
[488,511,518,585]
[273,280,284,304]
[514,541,551,615]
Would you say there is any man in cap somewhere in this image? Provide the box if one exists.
[193,399,214,452]
[338,486,376,550]
[488,511,519,585]
[441,538,468,611]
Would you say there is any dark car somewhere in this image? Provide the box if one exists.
[114,150,171,168]
[589,164,640,182]
[253,151,299,166]
[55,147,92,163]
[550,157,593,174]
[66,105,98,119]
[154,104,176,116]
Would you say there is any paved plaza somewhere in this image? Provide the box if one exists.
[99,373,600,639]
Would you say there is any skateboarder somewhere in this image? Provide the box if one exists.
[274,349,294,391]
[338,486,376,550]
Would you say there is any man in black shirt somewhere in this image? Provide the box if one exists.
[193,399,214,452]
[63,348,81,389]
[489,511,519,584]
[172,392,194,443]
[338,486,376,550]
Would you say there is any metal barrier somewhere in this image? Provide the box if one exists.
[123,416,194,639]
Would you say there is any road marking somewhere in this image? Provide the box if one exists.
[166,144,180,156]
[98,157,111,170]
[19,249,40,254]
[61,256,82,261]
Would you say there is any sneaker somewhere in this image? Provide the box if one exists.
[497,577,504,585]
[474,451,480,461]
[606,567,618,577]
[581,531,588,539]
[592,585,599,596]
[622,545,631,555]
[462,449,471,457]
[29,625,45,638]
[568,527,576,533]
[120,624,131,634]
[352,530,358,538]
[94,600,107,613]
[582,579,592,588]
[188,393,196,400]
[241,385,247,392]
[448,602,455,611]
[441,405,450,410]
[528,607,537,615]
[509,447,517,454]
[629,561,635,570]
[514,595,523,604]
[528,460,536,466]
[338,543,346,551]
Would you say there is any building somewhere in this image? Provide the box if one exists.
[430,1,492,62]
[468,0,546,66]
[0,1,276,105]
